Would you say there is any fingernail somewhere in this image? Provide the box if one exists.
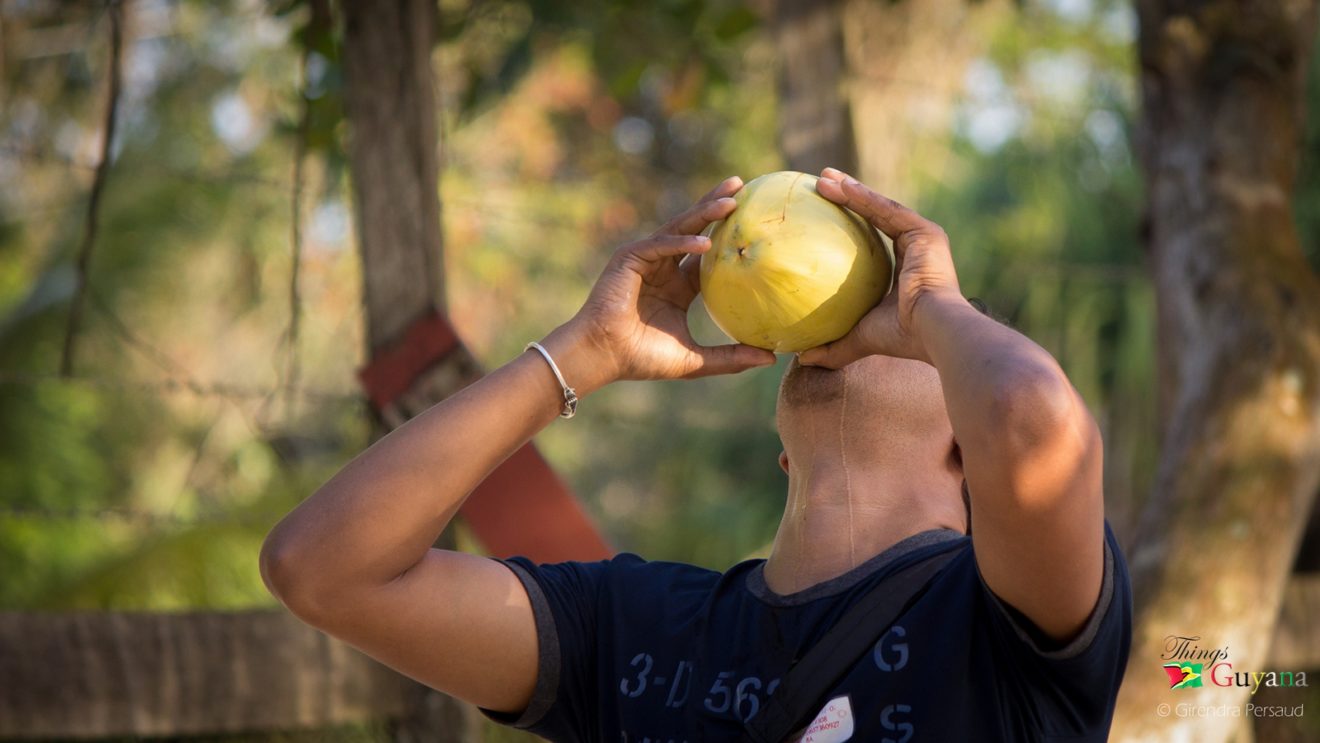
[843,176,859,186]
[716,197,737,206]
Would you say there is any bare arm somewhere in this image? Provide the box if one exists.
[259,177,775,713]
[800,168,1103,642]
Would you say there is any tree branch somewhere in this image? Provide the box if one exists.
[280,0,332,417]
[283,57,310,415]
[59,0,123,377]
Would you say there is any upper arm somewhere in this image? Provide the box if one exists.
[966,373,1105,642]
[311,548,541,715]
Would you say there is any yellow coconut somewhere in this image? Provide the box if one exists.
[699,171,893,353]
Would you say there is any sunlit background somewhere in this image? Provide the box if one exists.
[2,0,1318,740]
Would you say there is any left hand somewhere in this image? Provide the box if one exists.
[798,167,967,368]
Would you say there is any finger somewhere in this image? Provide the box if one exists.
[657,194,739,237]
[624,234,711,263]
[665,196,738,237]
[816,169,930,240]
[684,343,778,378]
[655,175,742,237]
[698,175,744,204]
[796,331,869,370]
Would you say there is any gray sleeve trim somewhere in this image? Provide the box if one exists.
[479,559,561,729]
[986,537,1116,661]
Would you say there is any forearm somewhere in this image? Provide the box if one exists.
[261,321,613,611]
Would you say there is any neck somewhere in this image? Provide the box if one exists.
[762,461,963,596]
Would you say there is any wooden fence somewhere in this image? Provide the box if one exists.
[2,578,1317,739]
[0,610,451,739]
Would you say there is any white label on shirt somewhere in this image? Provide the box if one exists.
[795,695,854,743]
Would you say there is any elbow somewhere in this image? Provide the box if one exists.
[260,525,331,623]
[980,363,1102,514]
[258,528,294,603]
[989,362,1098,457]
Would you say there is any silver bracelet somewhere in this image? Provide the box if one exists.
[525,341,579,419]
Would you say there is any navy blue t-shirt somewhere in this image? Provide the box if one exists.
[483,526,1131,742]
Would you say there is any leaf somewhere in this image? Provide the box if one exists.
[712,6,759,40]
[608,60,649,99]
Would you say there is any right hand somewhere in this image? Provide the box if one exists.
[566,176,778,383]
[798,167,967,368]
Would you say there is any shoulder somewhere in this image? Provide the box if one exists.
[973,524,1132,663]
[964,524,1132,735]
[866,528,1128,738]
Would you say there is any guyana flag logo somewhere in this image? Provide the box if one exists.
[1163,662,1203,689]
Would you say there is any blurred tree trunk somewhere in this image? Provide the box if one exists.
[772,0,857,174]
[770,0,998,198]
[839,0,997,202]
[340,0,474,740]
[1111,3,1320,742]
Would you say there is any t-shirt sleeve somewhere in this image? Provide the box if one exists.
[479,555,609,740]
[976,523,1134,738]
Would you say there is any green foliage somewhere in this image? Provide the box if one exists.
[0,0,366,610]
[439,0,759,115]
[921,0,1158,535]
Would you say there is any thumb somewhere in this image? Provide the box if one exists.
[686,343,777,378]
[797,331,868,369]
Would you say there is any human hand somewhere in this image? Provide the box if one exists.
[565,177,778,383]
[797,167,967,368]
